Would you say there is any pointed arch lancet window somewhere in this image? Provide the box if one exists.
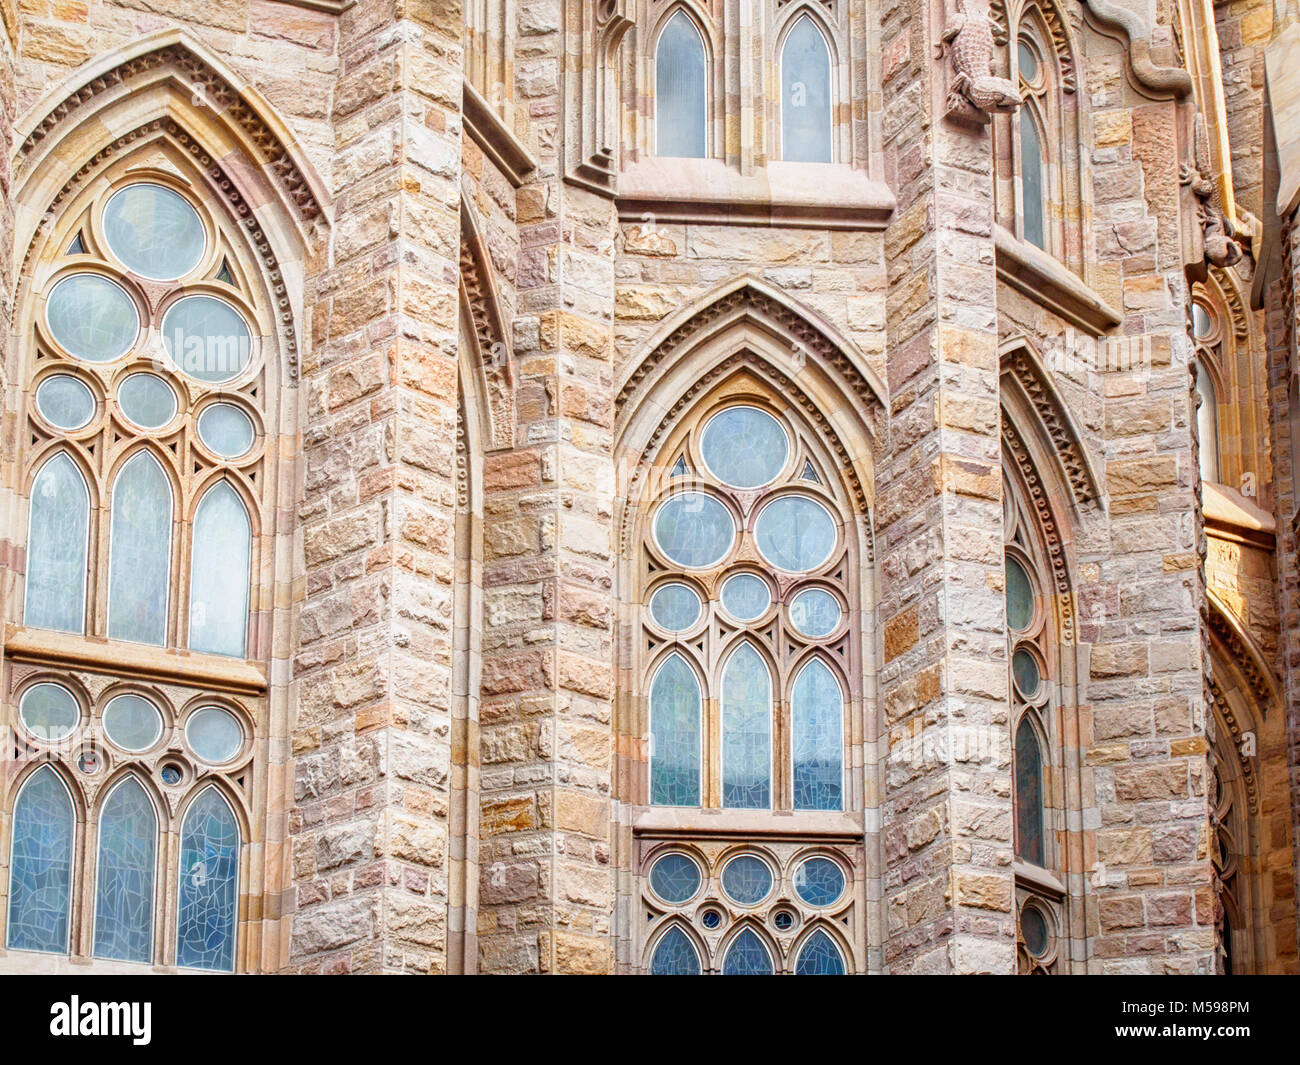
[722,643,772,809]
[650,653,703,806]
[1019,107,1046,250]
[781,15,833,163]
[93,776,157,963]
[6,766,75,954]
[25,452,90,634]
[791,657,843,810]
[1014,715,1045,866]
[107,451,173,646]
[188,481,251,658]
[1196,357,1220,483]
[722,927,775,975]
[176,788,240,972]
[795,928,846,974]
[655,10,708,158]
[649,925,702,974]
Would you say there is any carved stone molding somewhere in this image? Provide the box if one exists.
[1207,265,1251,342]
[565,0,636,197]
[1000,343,1103,506]
[1002,417,1076,643]
[459,202,515,451]
[1207,677,1260,815]
[989,0,1077,93]
[1207,599,1279,720]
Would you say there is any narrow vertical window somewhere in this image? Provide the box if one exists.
[188,481,251,658]
[722,643,771,809]
[108,451,173,646]
[1014,716,1045,866]
[650,653,702,806]
[6,766,74,954]
[93,776,157,963]
[1019,108,1046,250]
[24,452,89,634]
[781,15,833,163]
[1196,358,1220,483]
[655,10,707,158]
[791,658,843,810]
[176,788,240,972]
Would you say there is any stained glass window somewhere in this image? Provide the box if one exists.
[722,928,774,975]
[654,492,734,568]
[649,852,702,904]
[35,374,95,430]
[795,928,845,974]
[25,452,89,634]
[176,788,240,972]
[791,658,843,810]
[649,582,702,632]
[650,925,702,975]
[94,777,157,963]
[107,451,172,646]
[754,495,836,572]
[781,15,833,163]
[650,654,702,806]
[1020,108,1046,250]
[701,406,788,488]
[793,856,846,907]
[720,573,770,621]
[6,766,74,954]
[1004,554,1034,631]
[1015,717,1045,867]
[102,183,205,281]
[45,273,139,363]
[655,10,707,158]
[188,481,251,658]
[790,587,841,637]
[722,643,771,809]
[1196,358,1220,483]
[721,854,773,905]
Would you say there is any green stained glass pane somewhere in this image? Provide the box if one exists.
[18,683,80,742]
[102,693,163,753]
[1021,905,1048,957]
[117,374,176,430]
[1005,555,1034,631]
[1013,647,1041,697]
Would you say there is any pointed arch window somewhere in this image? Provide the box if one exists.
[791,657,843,810]
[722,927,775,975]
[722,643,772,809]
[25,452,90,634]
[781,14,833,163]
[649,925,703,975]
[1015,36,1049,250]
[6,767,75,954]
[93,776,157,963]
[176,788,240,972]
[795,928,846,975]
[188,481,251,657]
[107,451,173,646]
[650,653,703,806]
[1014,716,1045,866]
[655,9,708,158]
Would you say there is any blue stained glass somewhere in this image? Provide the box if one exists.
[25,452,90,634]
[649,853,702,904]
[650,654,702,806]
[650,926,702,975]
[795,929,846,975]
[6,766,74,953]
[721,573,771,621]
[721,854,773,905]
[176,788,240,972]
[792,659,843,811]
[754,495,837,573]
[701,406,789,488]
[108,451,172,646]
[722,927,774,975]
[722,643,771,809]
[94,777,157,963]
[794,856,846,907]
[654,492,734,568]
[649,583,702,632]
[790,587,841,637]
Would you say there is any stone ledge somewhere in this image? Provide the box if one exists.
[4,625,268,695]
[994,224,1123,335]
[463,81,537,188]
[1013,860,1066,899]
[616,158,896,230]
[1203,480,1277,550]
[633,806,865,840]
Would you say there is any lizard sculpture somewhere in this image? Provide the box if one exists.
[941,0,1021,120]
[1180,114,1243,269]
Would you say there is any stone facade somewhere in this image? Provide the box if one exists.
[0,0,1296,975]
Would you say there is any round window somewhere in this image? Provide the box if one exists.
[648,852,703,905]
[35,374,95,430]
[102,183,206,281]
[185,706,244,764]
[46,273,139,362]
[162,295,252,384]
[18,682,80,742]
[754,495,837,572]
[720,854,774,906]
[102,693,164,752]
[654,492,735,568]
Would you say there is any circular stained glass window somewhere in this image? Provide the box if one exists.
[162,296,252,384]
[790,587,842,637]
[1005,555,1034,631]
[18,682,80,742]
[649,583,702,632]
[160,764,183,787]
[701,908,723,930]
[773,910,796,932]
[721,854,774,906]
[185,706,244,764]
[1021,906,1049,957]
[197,403,255,459]
[1013,647,1041,698]
[648,852,703,904]
[654,492,735,568]
[35,374,95,430]
[102,693,164,752]
[103,184,206,281]
[117,373,177,430]
[1017,40,1038,83]
[46,273,139,362]
[721,573,771,621]
[755,495,836,572]
[794,856,846,907]
[700,406,789,489]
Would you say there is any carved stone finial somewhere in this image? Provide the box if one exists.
[937,0,1021,126]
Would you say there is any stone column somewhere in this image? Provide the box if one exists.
[287,0,463,974]
[474,0,617,974]
[874,0,1016,972]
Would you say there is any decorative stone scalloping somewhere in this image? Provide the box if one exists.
[1002,416,1076,643]
[1208,265,1250,342]
[18,44,323,223]
[990,0,1077,93]
[615,286,886,444]
[459,204,515,452]
[1000,346,1101,506]
[617,350,875,562]
[1208,677,1259,815]
[22,119,301,380]
[1208,603,1278,721]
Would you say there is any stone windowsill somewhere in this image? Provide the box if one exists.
[1202,480,1277,550]
[994,224,1123,335]
[616,157,896,230]
[1013,860,1066,898]
[633,806,865,840]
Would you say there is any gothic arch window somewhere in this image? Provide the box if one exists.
[1191,292,1224,485]
[175,786,241,973]
[648,922,704,975]
[1014,30,1051,251]
[92,775,158,963]
[6,766,76,954]
[780,13,833,163]
[24,451,90,634]
[188,480,252,658]
[654,8,709,158]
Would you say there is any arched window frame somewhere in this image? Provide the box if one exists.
[174,783,244,974]
[185,474,256,659]
[23,448,93,635]
[1012,27,1053,253]
[776,8,838,164]
[5,764,79,956]
[652,5,712,159]
[90,771,161,964]
[105,447,177,648]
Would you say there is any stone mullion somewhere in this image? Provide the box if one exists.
[288,0,462,975]
[876,3,1015,974]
